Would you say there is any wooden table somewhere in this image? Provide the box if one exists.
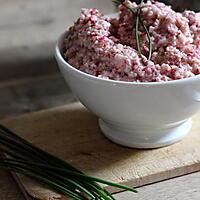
[0,1,199,199]
[0,74,200,200]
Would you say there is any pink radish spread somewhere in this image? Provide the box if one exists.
[63,0,200,82]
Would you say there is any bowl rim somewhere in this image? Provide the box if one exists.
[55,30,200,86]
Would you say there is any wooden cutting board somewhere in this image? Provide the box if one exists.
[2,103,200,200]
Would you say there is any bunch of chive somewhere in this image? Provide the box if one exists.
[0,124,137,200]
[113,0,153,60]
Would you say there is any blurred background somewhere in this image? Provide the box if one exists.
[0,0,114,81]
[0,0,114,119]
[0,0,199,119]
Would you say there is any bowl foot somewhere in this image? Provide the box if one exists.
[99,118,192,149]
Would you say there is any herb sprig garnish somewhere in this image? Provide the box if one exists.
[0,124,137,200]
[113,0,153,60]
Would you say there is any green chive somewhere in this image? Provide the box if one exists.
[0,123,137,200]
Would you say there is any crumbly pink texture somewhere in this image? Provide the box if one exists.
[64,0,200,82]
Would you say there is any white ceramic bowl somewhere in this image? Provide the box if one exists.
[55,31,200,149]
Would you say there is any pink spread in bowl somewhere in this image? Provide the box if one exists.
[63,0,200,83]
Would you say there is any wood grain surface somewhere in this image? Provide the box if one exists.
[0,170,24,200]
[0,74,76,119]
[0,75,200,200]
[114,172,200,200]
[2,103,200,199]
